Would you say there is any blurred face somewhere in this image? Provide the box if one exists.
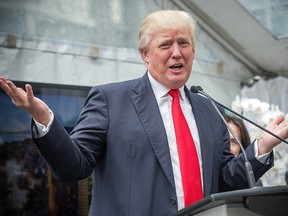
[140,29,195,89]
[228,122,241,157]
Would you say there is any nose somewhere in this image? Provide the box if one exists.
[171,45,182,59]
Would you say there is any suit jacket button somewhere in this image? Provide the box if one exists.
[170,198,177,205]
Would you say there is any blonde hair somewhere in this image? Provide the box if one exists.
[138,10,197,51]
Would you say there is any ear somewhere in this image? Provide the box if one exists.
[140,48,149,64]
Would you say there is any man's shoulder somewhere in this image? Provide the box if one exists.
[92,73,147,91]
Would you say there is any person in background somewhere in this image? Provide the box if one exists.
[1,10,288,216]
[226,115,263,186]
[226,115,251,157]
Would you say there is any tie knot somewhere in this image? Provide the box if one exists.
[168,89,180,99]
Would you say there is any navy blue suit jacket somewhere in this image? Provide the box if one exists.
[33,72,273,216]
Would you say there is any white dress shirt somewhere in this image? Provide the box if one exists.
[147,72,203,210]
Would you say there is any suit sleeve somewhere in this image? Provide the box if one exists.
[219,137,273,191]
[32,86,108,182]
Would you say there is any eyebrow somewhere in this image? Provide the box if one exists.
[158,35,191,43]
[230,138,238,142]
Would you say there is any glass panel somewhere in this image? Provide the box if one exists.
[0,82,91,215]
[0,0,220,62]
[0,0,161,48]
[237,0,288,39]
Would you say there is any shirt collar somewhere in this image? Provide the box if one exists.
[147,71,187,102]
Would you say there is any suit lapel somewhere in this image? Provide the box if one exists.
[131,73,176,190]
[185,87,214,196]
[130,78,216,194]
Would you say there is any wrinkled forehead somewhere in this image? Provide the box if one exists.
[150,29,192,43]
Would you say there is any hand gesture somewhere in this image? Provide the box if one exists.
[258,114,288,155]
[0,77,51,126]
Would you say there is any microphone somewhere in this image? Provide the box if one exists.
[190,85,257,187]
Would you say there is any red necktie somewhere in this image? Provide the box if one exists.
[169,89,203,206]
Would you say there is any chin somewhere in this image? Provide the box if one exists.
[168,80,186,89]
[172,77,189,86]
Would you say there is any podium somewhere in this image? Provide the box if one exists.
[170,186,288,216]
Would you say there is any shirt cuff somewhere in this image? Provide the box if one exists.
[33,111,54,138]
[254,138,272,164]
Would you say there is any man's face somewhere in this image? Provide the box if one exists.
[141,29,195,89]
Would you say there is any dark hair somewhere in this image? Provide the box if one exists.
[225,115,251,150]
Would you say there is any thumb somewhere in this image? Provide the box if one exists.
[25,84,35,103]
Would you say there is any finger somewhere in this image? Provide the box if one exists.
[5,80,22,99]
[6,79,18,91]
[5,81,30,106]
[0,77,8,84]
[0,78,12,94]
[25,84,35,104]
[273,114,285,125]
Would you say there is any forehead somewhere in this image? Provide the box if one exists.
[228,123,241,135]
[152,29,191,41]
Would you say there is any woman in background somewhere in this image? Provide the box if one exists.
[226,115,251,157]
[226,115,262,186]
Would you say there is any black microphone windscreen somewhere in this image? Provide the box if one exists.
[196,86,203,91]
[190,86,199,93]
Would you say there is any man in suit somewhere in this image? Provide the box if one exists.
[1,10,288,216]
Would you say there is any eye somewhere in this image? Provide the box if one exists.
[178,40,190,47]
[230,139,239,146]
[159,43,171,49]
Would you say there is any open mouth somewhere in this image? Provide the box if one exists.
[169,63,184,70]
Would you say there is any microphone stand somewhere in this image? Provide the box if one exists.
[193,87,256,188]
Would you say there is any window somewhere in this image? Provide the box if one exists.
[237,0,288,39]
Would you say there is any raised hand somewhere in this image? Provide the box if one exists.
[0,77,52,126]
[258,114,288,155]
